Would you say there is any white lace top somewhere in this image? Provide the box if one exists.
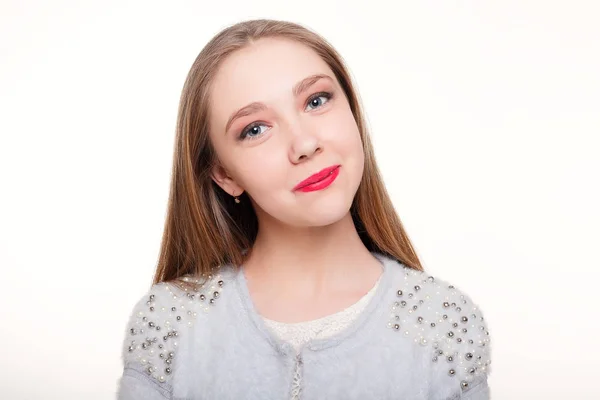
[262,275,382,400]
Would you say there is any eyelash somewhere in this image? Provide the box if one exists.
[238,91,334,141]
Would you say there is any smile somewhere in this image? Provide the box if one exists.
[293,165,341,192]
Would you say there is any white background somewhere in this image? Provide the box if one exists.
[1,1,598,399]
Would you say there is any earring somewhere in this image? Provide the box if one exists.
[233,192,241,203]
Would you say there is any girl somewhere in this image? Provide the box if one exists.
[117,18,492,400]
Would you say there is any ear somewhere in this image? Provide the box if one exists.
[210,162,244,197]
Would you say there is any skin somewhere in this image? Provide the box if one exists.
[209,37,383,323]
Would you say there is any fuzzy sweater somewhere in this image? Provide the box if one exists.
[116,252,492,399]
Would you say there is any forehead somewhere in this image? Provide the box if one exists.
[209,38,334,117]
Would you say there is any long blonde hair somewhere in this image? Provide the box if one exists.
[152,19,423,285]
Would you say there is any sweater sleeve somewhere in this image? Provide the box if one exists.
[459,375,490,400]
[423,275,492,399]
[116,282,180,400]
[393,267,492,399]
[117,367,171,400]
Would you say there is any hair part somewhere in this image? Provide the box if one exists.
[152,18,423,287]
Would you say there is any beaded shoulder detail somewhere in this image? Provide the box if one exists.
[387,266,492,393]
[121,271,227,386]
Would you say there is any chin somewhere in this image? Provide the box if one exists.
[294,193,354,227]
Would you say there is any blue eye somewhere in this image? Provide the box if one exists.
[240,123,268,141]
[305,92,332,111]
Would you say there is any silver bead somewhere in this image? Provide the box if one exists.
[461,381,469,390]
[443,302,450,308]
[447,331,454,338]
[171,307,176,311]
[448,369,455,376]
[447,355,454,362]
[149,307,154,312]
[414,285,421,291]
[461,316,468,323]
[397,290,403,297]
[417,317,423,323]
[465,352,473,360]
[165,367,172,374]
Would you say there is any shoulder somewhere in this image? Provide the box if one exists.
[120,270,230,387]
[385,261,492,394]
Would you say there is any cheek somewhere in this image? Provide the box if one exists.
[323,108,363,157]
[232,151,287,193]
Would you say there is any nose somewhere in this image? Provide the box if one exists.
[288,123,323,164]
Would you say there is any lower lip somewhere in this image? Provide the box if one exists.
[296,167,340,193]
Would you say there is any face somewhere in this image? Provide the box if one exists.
[208,38,364,228]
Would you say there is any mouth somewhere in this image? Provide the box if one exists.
[293,165,341,192]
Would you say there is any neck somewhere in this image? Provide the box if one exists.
[242,212,381,298]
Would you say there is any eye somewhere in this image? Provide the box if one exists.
[239,123,269,141]
[305,91,333,111]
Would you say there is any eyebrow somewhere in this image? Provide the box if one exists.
[224,73,334,133]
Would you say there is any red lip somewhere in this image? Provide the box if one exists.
[293,165,341,191]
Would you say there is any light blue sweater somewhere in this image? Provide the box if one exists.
[117,253,491,399]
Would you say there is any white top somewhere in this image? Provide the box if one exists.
[262,275,382,400]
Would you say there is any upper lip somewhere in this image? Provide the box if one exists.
[293,165,340,190]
